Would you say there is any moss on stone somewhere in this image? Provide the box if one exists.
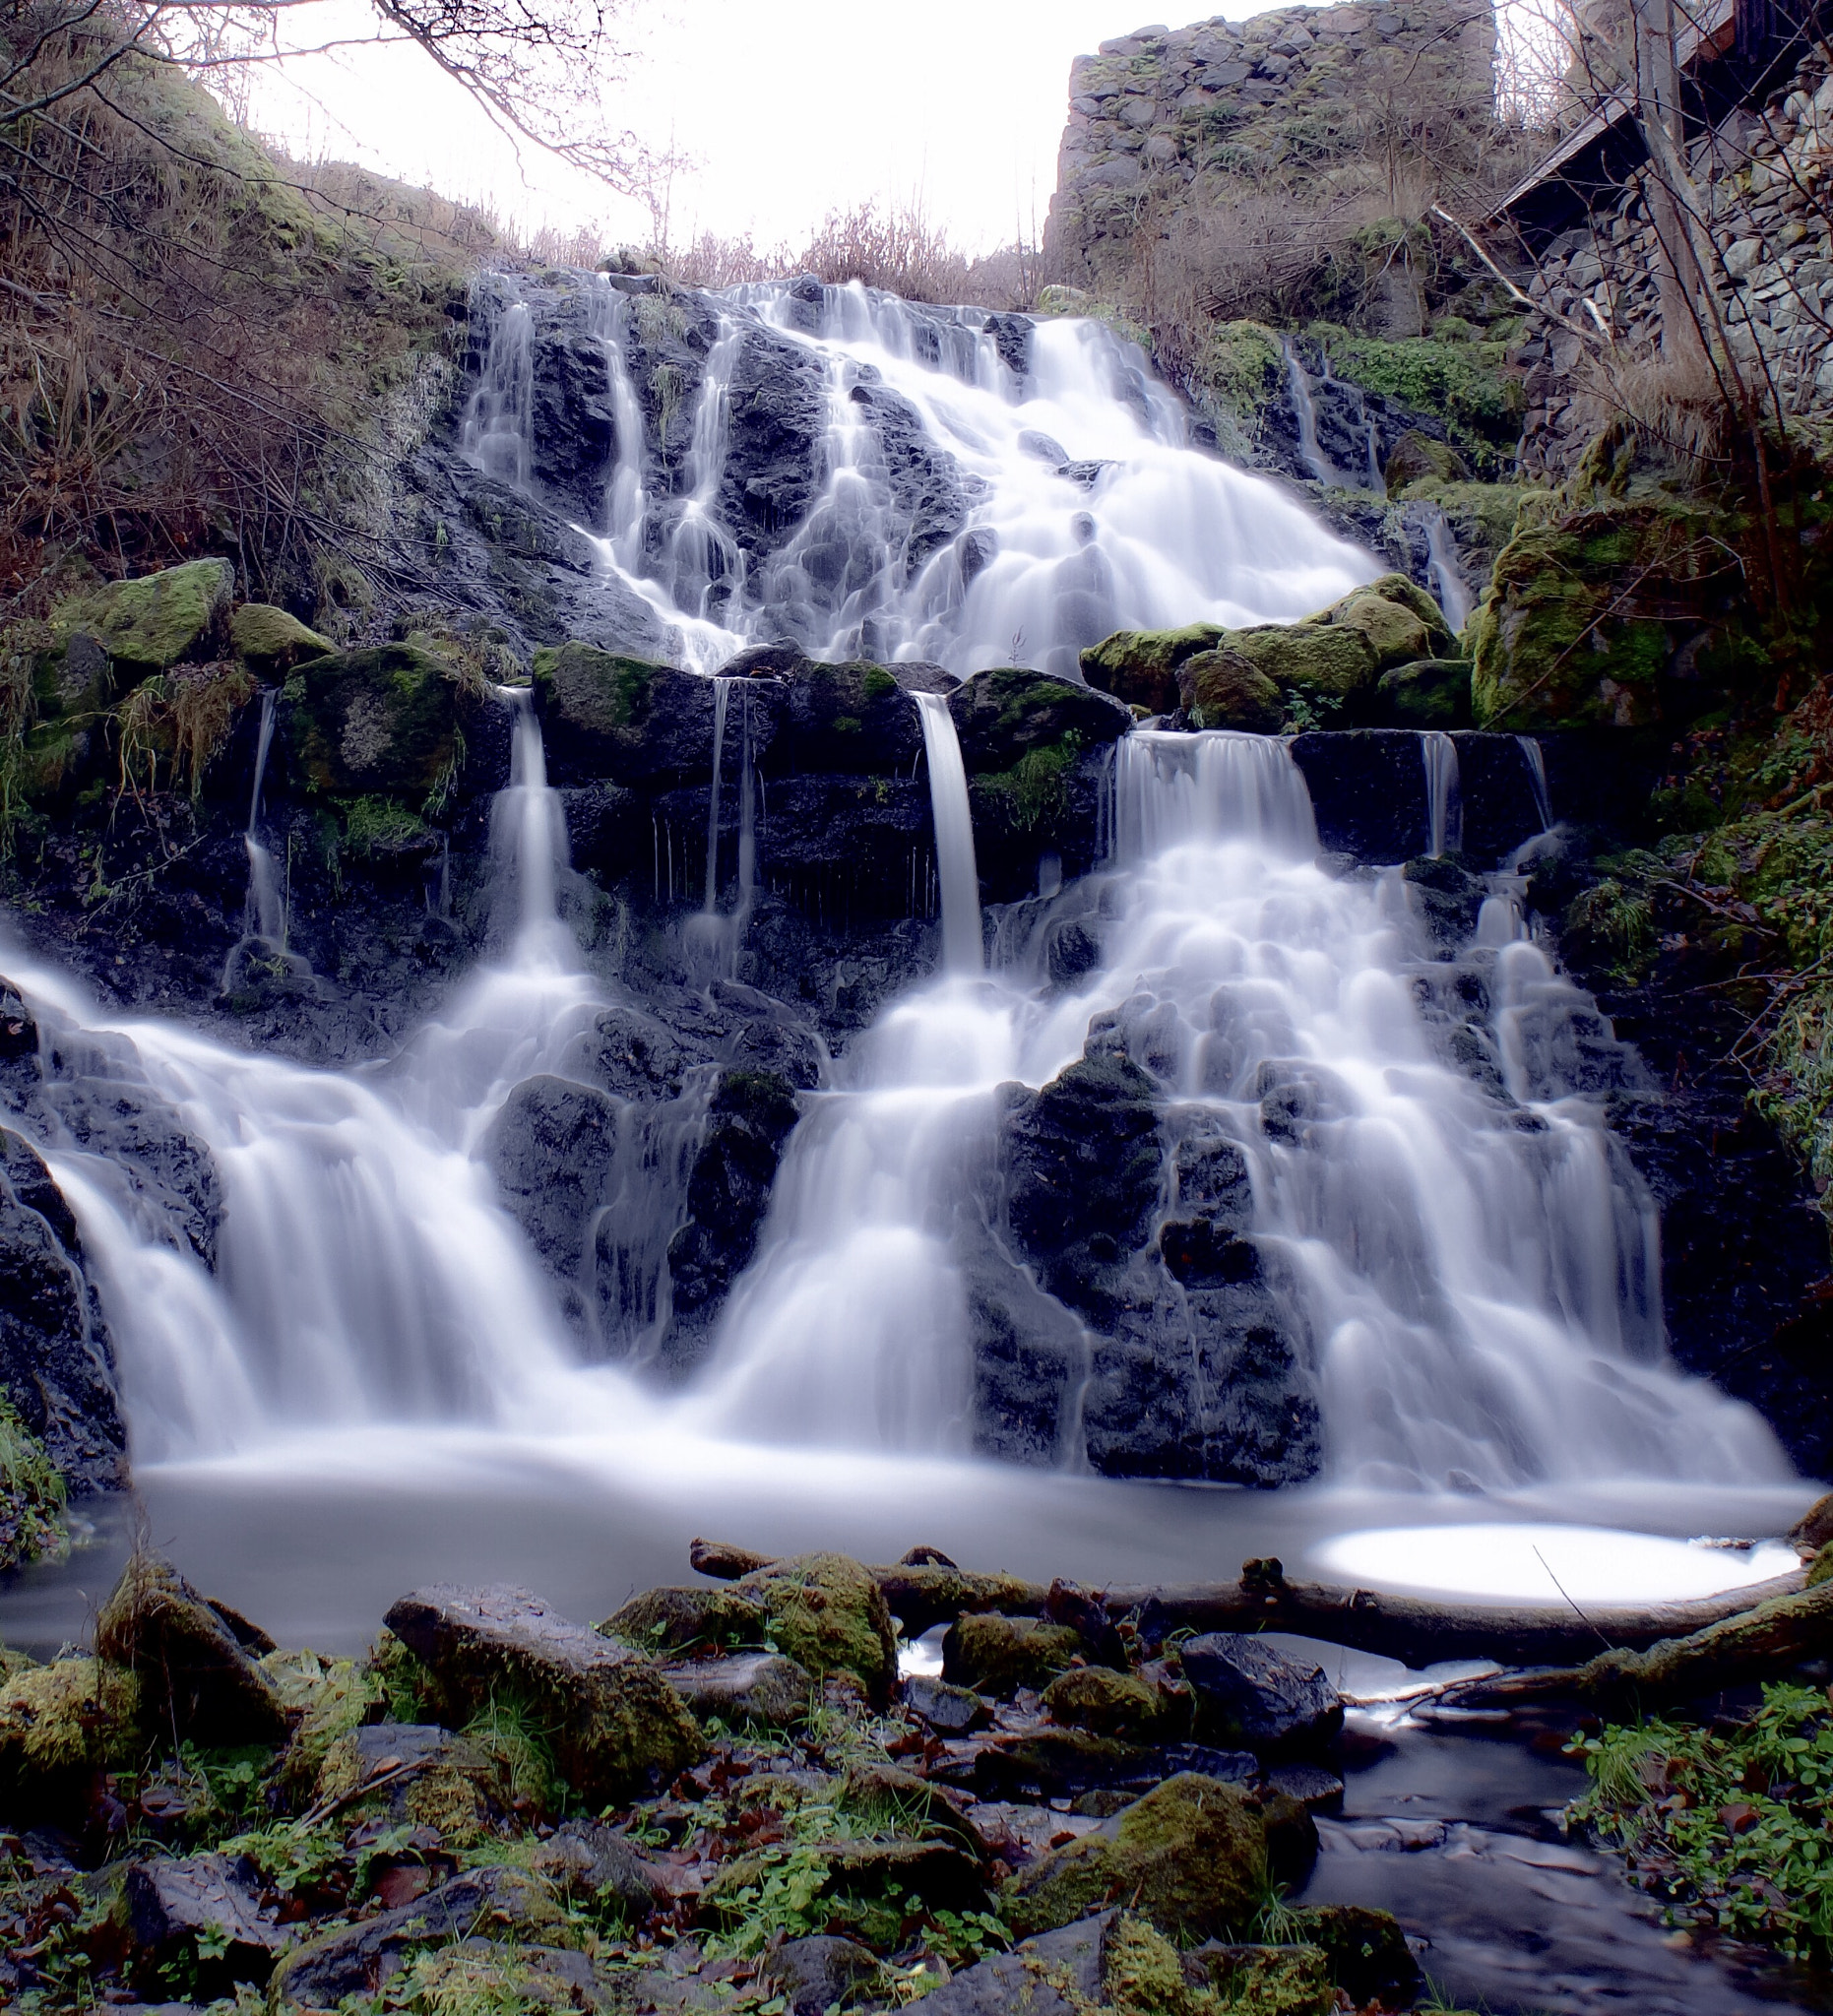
[310,1724,510,1845]
[264,1647,383,1805]
[978,733,1086,831]
[53,558,233,678]
[1102,1916,1337,2015]
[598,1584,770,1656]
[736,1550,900,1707]
[391,1940,591,2015]
[1227,621,1376,699]
[0,1656,142,1804]
[1384,428,1470,491]
[1043,1665,1191,1741]
[341,793,430,858]
[862,666,899,701]
[1326,589,1438,670]
[531,639,663,736]
[230,602,332,675]
[1002,1772,1269,1941]
[1321,330,1522,472]
[0,1393,66,1572]
[1375,658,1473,728]
[1083,625,1227,715]
[943,1612,1087,1696]
[292,643,464,799]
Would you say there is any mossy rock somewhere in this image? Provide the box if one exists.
[1179,647,1285,731]
[310,1722,513,1844]
[0,1395,66,1572]
[95,1553,289,1743]
[53,557,232,678]
[1226,621,1375,699]
[290,643,463,797]
[1470,501,1722,729]
[948,665,1132,773]
[1082,624,1227,715]
[1286,1904,1421,2006]
[1002,1772,1269,1940]
[599,1585,770,1655]
[531,640,699,784]
[1043,1665,1192,1742]
[32,628,113,721]
[390,1942,597,2014]
[1326,588,1440,671]
[1384,428,1471,491]
[230,602,331,676]
[1105,1916,1336,2016]
[735,1551,899,1707]
[0,1657,142,1809]
[263,1648,383,1805]
[942,1613,1086,1697]
[1375,657,1473,728]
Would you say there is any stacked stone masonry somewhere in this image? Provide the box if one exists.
[1046,2,1497,284]
[1520,46,1833,471]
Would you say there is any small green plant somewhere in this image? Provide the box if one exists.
[0,1395,67,1572]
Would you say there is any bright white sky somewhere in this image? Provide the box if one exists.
[230,0,1270,256]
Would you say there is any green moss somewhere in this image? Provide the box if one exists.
[736,1551,900,1706]
[980,732,1085,830]
[531,640,662,736]
[0,1394,66,1571]
[1003,1772,1269,1941]
[598,1584,769,1655]
[229,602,331,674]
[1375,658,1472,727]
[1083,625,1227,714]
[291,643,464,798]
[391,1941,590,2015]
[52,558,233,678]
[1319,329,1523,472]
[0,1657,142,1805]
[1043,1666,1190,1742]
[862,666,898,701]
[1228,622,1375,698]
[1183,649,1285,733]
[263,1647,382,1805]
[943,1612,1085,1695]
[1327,589,1439,670]
[341,793,429,857]
[1563,878,1659,985]
[1106,1914,1337,2016]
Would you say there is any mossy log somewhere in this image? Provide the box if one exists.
[687,1543,1802,1667]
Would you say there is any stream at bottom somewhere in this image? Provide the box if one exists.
[0,1443,1816,2013]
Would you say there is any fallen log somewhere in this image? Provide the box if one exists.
[686,1542,1803,1669]
[1448,1576,1833,1709]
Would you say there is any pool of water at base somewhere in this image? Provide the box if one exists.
[0,1439,1820,2015]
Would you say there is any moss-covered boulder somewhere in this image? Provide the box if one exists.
[1106,1915,1337,2016]
[1286,1904,1421,2007]
[598,1584,769,1656]
[1081,625,1227,715]
[52,557,232,679]
[0,1656,141,1809]
[1470,499,1722,728]
[947,665,1132,773]
[1178,648,1285,732]
[0,1395,66,1572]
[1326,586,1441,670]
[779,659,926,772]
[532,640,716,787]
[229,602,331,676]
[942,1612,1086,1697]
[734,1550,899,1706]
[95,1554,289,1743]
[1375,657,1474,727]
[290,643,464,797]
[1002,1772,1269,1940]
[1384,428,1471,491]
[1043,1664,1192,1742]
[309,1722,514,1844]
[382,1583,704,1802]
[1227,621,1377,700]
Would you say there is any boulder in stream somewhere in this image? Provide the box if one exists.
[382,1583,705,1802]
[731,1548,899,1706]
[1179,1632,1344,1757]
[942,1612,1086,1696]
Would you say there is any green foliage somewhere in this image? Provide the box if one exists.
[1317,326,1522,472]
[1571,1683,1833,1961]
[862,666,898,701]
[980,731,1084,831]
[342,793,429,858]
[1563,875,1658,985]
[0,1394,66,1571]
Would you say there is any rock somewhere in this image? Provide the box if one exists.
[845,1761,991,1858]
[1226,620,1376,700]
[1179,1633,1343,1756]
[943,1613,1086,1696]
[913,1912,1110,2015]
[733,1550,899,1705]
[290,643,465,796]
[533,643,724,788]
[124,1853,280,1982]
[948,665,1132,772]
[388,1941,600,2013]
[571,1004,687,1100]
[229,602,332,675]
[1262,1761,1345,1811]
[486,1074,621,1330]
[1791,1491,1833,1556]
[95,1554,288,1742]
[1287,1903,1420,2005]
[761,1934,884,2016]
[659,1651,813,1727]
[528,1818,670,1914]
[1326,586,1443,670]
[267,1863,568,2008]
[53,558,233,679]
[599,1585,769,1655]
[1002,1773,1268,1940]
[0,1656,141,1810]
[1043,1665,1192,1741]
[1184,1938,1337,2014]
[309,1723,513,1843]
[1081,625,1226,714]
[1384,428,1471,489]
[32,1075,221,1270]
[963,1729,1178,1801]
[904,1672,992,1734]
[1178,647,1285,730]
[708,1836,987,1916]
[381,1584,705,1802]
[263,1647,381,1804]
[776,659,927,774]
[1375,656,1473,726]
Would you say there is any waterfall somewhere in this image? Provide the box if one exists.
[239,690,284,944]
[703,677,732,913]
[1316,347,1383,490]
[499,277,1376,679]
[1518,734,1554,833]
[690,730,1783,1488]
[1422,731,1463,858]
[1422,508,1472,635]
[915,691,982,973]
[1281,339,1341,487]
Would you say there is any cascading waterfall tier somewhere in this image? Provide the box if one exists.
[468,274,1383,678]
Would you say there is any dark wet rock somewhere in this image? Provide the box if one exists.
[570,1005,687,1100]
[487,1075,622,1330]
[599,1585,768,1655]
[1288,1903,1420,2005]
[761,1934,884,2016]
[704,1837,985,1921]
[948,666,1132,774]
[961,1731,1195,1802]
[290,644,468,799]
[125,1853,280,1982]
[1404,854,1486,953]
[529,1818,671,1913]
[660,1069,800,1369]
[0,1126,125,1493]
[716,323,829,556]
[1262,1762,1346,1812]
[310,1723,512,1843]
[942,1613,1086,1696]
[848,380,966,578]
[913,1912,1110,2016]
[95,1555,288,1743]
[1179,1633,1343,1757]
[268,1863,569,2008]
[534,646,727,789]
[904,1672,991,1735]
[382,1583,705,1801]
[659,1651,813,1726]
[1002,1773,1268,1940]
[776,660,925,774]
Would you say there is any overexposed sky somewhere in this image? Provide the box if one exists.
[229,0,1254,254]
